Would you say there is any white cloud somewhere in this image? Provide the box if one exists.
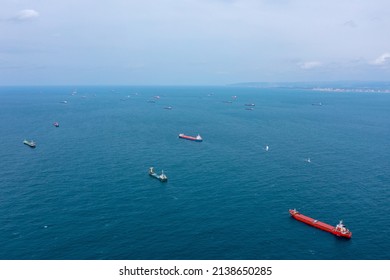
[12,9,39,21]
[298,61,322,69]
[371,53,390,65]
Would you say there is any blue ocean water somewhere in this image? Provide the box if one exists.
[0,85,389,260]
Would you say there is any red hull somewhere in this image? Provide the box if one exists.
[289,209,352,239]
[178,134,202,142]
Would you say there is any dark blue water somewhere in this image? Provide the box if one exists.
[1,85,389,260]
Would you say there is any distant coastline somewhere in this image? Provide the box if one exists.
[228,81,390,93]
[311,87,390,93]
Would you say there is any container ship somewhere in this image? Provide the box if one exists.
[289,209,352,239]
[178,133,203,142]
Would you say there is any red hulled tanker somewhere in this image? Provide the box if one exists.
[289,209,352,239]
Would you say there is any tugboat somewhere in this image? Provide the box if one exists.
[289,209,352,239]
[149,167,168,182]
[178,133,203,142]
[53,122,59,127]
[23,139,36,148]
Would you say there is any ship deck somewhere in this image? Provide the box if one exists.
[292,212,335,232]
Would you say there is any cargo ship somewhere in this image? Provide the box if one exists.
[149,167,168,182]
[289,209,352,239]
[23,139,36,148]
[178,133,203,142]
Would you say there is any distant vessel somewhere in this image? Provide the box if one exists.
[149,167,168,182]
[60,100,68,104]
[23,139,36,148]
[306,158,311,163]
[312,102,323,106]
[245,103,255,106]
[179,133,203,142]
[53,122,59,127]
[245,107,254,111]
[265,145,269,151]
[164,106,173,110]
[289,209,352,239]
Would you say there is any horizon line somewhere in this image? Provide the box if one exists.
[1,80,390,88]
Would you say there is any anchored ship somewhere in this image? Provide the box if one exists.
[178,133,203,142]
[23,139,36,148]
[289,209,352,239]
[149,167,168,182]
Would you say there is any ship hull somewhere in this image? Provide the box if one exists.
[23,141,36,148]
[289,210,352,239]
[178,134,202,142]
[149,173,167,182]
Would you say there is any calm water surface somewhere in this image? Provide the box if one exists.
[0,85,389,259]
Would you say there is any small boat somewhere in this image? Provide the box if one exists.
[23,139,36,148]
[245,103,255,106]
[289,209,352,239]
[179,133,203,142]
[149,167,168,182]
[60,100,68,104]
[306,158,311,163]
[164,106,173,110]
[265,145,269,151]
[53,122,59,127]
[245,107,254,111]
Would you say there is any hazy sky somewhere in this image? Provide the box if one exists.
[1,0,390,85]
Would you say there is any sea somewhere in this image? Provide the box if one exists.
[0,84,389,260]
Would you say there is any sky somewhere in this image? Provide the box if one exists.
[1,0,390,85]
